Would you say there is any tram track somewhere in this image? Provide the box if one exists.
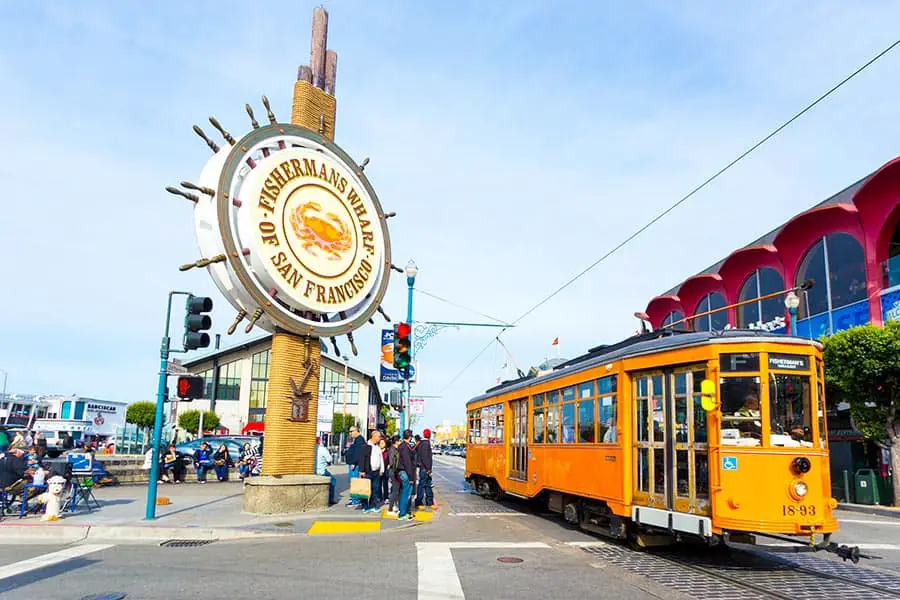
[578,540,900,600]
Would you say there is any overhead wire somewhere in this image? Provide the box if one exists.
[436,36,900,394]
[414,288,512,325]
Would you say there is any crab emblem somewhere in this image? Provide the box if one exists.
[290,201,353,260]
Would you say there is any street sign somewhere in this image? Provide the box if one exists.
[410,398,425,415]
[166,360,189,375]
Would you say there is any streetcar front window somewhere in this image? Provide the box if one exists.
[768,374,813,447]
[720,376,762,446]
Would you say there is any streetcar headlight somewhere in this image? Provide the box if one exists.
[791,480,808,499]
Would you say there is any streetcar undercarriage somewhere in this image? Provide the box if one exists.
[466,475,872,563]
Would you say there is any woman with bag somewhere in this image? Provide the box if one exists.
[213,443,233,481]
[194,441,214,483]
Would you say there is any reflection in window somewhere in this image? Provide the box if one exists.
[720,376,761,446]
[561,402,576,443]
[578,400,595,443]
[693,293,728,331]
[797,233,867,320]
[738,268,785,329]
[599,396,617,442]
[545,406,559,443]
[652,375,664,442]
[769,374,813,447]
[692,370,708,445]
[532,407,545,443]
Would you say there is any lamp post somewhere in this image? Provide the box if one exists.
[785,291,800,335]
[402,259,418,434]
[0,368,7,425]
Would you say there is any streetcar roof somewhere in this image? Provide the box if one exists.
[467,329,821,405]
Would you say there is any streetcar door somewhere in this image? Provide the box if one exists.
[509,398,528,481]
[669,366,711,516]
[633,372,668,509]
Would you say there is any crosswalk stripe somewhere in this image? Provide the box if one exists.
[417,542,550,599]
[0,544,113,583]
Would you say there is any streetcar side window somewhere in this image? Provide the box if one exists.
[546,405,559,443]
[769,374,813,447]
[532,394,545,444]
[561,402,576,443]
[597,375,617,443]
[720,376,762,446]
[577,399,595,443]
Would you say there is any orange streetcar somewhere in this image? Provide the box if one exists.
[465,329,862,559]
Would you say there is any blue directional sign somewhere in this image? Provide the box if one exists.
[722,456,738,471]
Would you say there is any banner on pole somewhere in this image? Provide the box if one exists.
[317,391,334,433]
[380,329,417,382]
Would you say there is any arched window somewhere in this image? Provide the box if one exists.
[693,293,728,331]
[737,268,785,329]
[662,310,687,331]
[886,222,900,287]
[797,233,867,318]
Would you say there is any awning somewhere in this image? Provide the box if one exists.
[242,422,264,434]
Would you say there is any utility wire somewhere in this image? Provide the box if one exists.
[437,36,900,393]
[510,36,900,327]
[414,288,513,325]
[439,329,507,393]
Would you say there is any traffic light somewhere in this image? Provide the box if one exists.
[176,375,204,400]
[393,322,411,373]
[183,295,213,350]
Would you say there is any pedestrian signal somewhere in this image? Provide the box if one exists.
[393,322,412,373]
[176,375,204,400]
[184,295,213,350]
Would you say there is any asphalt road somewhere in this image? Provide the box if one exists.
[1,456,898,600]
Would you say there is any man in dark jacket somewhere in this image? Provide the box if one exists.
[344,425,365,506]
[397,429,417,519]
[0,447,29,507]
[358,431,384,512]
[415,428,435,509]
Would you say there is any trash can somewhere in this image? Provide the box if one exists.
[854,469,880,505]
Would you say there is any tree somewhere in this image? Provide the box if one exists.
[178,409,220,435]
[380,405,398,437]
[822,321,900,505]
[331,413,360,435]
[125,401,157,429]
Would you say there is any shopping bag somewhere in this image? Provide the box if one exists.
[349,476,371,500]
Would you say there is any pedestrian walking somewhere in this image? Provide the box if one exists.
[415,428,435,510]
[386,435,402,513]
[359,430,384,513]
[379,437,390,503]
[345,425,365,506]
[397,429,417,520]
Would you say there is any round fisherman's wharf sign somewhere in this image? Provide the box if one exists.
[189,122,391,338]
[241,147,384,314]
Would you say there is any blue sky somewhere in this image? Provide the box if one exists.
[1,1,899,429]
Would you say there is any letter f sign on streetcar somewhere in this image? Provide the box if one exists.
[183,295,213,350]
[176,375,204,400]
[393,322,411,374]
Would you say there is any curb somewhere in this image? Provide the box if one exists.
[838,503,900,520]
[0,523,297,544]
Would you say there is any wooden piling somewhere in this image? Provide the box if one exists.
[310,7,328,89]
[324,50,337,95]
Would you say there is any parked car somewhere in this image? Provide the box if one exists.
[175,436,259,464]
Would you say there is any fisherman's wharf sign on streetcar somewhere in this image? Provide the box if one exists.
[187,121,392,339]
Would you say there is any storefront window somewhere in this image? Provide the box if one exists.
[796,233,868,335]
[217,360,242,401]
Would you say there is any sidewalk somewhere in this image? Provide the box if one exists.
[0,465,440,543]
[838,501,900,519]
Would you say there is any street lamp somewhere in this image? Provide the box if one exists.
[0,368,8,425]
[402,260,418,433]
[785,291,800,335]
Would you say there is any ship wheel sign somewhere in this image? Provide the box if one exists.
[168,99,398,355]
